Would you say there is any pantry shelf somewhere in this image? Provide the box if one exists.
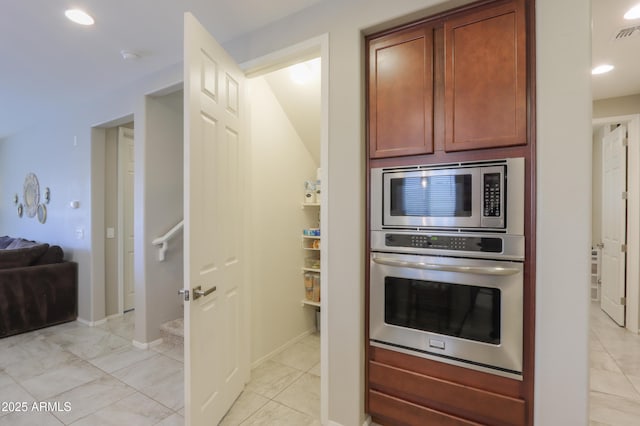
[301,300,321,308]
[301,203,321,208]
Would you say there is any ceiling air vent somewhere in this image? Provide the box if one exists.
[613,25,640,40]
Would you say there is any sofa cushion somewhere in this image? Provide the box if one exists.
[33,245,65,265]
[0,244,49,269]
[0,236,14,249]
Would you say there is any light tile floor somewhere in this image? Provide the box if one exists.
[590,301,640,425]
[0,312,320,425]
[8,303,633,425]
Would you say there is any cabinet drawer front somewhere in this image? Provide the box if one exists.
[369,390,481,426]
[369,361,526,426]
[368,26,434,158]
[444,0,527,151]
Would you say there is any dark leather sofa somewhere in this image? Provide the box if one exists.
[0,236,77,338]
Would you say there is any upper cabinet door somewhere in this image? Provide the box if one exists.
[444,0,527,152]
[368,26,434,158]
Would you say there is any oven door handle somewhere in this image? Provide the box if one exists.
[372,256,521,276]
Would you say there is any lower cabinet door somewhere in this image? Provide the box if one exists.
[369,361,527,426]
[369,390,481,426]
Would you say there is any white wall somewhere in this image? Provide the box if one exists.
[104,127,119,316]
[534,0,591,424]
[248,76,317,365]
[594,94,640,118]
[0,64,181,323]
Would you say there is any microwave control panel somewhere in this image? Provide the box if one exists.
[483,172,502,217]
[385,233,503,253]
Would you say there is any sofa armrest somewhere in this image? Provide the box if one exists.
[0,261,78,338]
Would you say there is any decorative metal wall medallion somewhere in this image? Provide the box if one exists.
[23,173,40,218]
[37,204,47,224]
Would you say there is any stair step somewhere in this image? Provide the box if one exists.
[160,318,184,346]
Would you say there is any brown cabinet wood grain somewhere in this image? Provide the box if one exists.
[444,0,527,151]
[369,360,527,426]
[368,25,434,158]
[369,390,482,426]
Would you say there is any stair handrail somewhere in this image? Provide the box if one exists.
[152,219,184,261]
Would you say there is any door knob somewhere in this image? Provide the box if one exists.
[193,285,217,300]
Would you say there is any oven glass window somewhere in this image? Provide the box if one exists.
[384,277,500,344]
[390,174,472,217]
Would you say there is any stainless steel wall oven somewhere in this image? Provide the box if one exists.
[369,158,525,380]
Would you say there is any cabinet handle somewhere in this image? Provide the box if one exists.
[193,285,216,300]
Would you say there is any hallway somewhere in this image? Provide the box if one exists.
[590,302,640,424]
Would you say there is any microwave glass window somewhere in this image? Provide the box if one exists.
[384,277,500,345]
[390,175,472,217]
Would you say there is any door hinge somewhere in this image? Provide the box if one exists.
[623,137,629,147]
[622,191,629,200]
[178,289,190,301]
[621,296,627,306]
[621,244,628,253]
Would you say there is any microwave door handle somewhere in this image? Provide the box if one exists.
[372,256,520,276]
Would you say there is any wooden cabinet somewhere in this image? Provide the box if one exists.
[368,26,434,158]
[366,0,527,158]
[368,350,527,426]
[365,1,535,424]
[444,0,527,151]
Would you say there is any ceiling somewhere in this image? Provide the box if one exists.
[0,1,637,140]
[592,0,640,100]
[0,0,323,140]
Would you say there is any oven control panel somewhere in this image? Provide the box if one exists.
[385,233,503,253]
[483,172,502,217]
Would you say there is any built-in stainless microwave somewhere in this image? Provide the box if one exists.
[371,158,524,234]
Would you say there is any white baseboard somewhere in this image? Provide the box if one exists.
[250,328,315,369]
[76,317,108,327]
[326,419,372,426]
[132,338,163,350]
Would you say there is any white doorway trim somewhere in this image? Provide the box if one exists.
[241,33,330,425]
[593,114,640,333]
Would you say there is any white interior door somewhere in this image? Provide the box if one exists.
[118,127,135,312]
[183,12,248,426]
[601,124,627,326]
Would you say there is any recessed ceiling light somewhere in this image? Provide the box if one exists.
[624,4,640,20]
[65,9,95,26]
[592,64,614,75]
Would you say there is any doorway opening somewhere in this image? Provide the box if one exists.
[592,114,640,332]
[104,124,136,318]
[91,115,136,325]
